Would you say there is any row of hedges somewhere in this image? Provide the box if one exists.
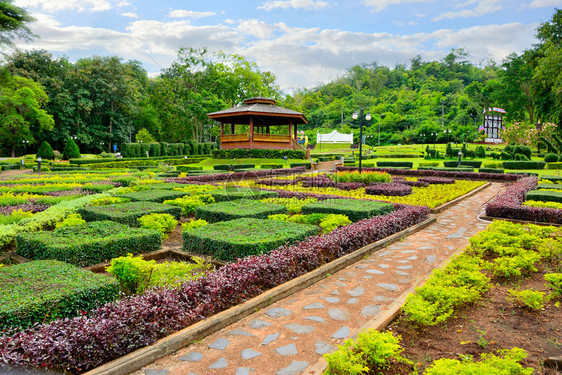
[166,166,307,183]
[213,164,255,171]
[0,203,430,373]
[195,200,286,223]
[210,187,278,202]
[0,260,119,332]
[301,199,394,222]
[211,149,305,159]
[79,158,205,170]
[70,156,206,165]
[121,142,217,158]
[184,217,318,261]
[16,221,162,267]
[485,177,562,224]
[376,161,413,168]
[336,166,520,182]
[118,190,187,203]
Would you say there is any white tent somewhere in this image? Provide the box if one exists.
[317,130,353,144]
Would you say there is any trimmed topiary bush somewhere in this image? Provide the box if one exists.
[36,141,54,160]
[62,138,81,160]
[118,189,187,203]
[210,187,278,202]
[0,260,119,332]
[195,200,287,223]
[302,199,393,222]
[79,201,182,227]
[16,221,162,266]
[183,217,318,261]
[544,153,559,163]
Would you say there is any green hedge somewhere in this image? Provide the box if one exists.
[290,162,311,169]
[16,221,161,266]
[376,161,413,168]
[79,202,182,227]
[118,189,187,203]
[525,190,562,203]
[260,163,284,169]
[210,188,279,202]
[546,162,562,170]
[302,199,393,222]
[541,175,562,183]
[502,161,546,170]
[417,167,474,172]
[1,164,21,171]
[81,184,115,193]
[213,164,231,171]
[0,260,119,332]
[537,183,562,190]
[111,176,137,187]
[211,149,305,159]
[478,168,504,174]
[232,164,255,170]
[70,156,206,165]
[80,158,207,170]
[183,218,318,261]
[120,142,213,158]
[195,200,286,223]
[443,160,482,168]
[176,165,203,172]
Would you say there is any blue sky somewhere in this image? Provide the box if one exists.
[11,0,562,91]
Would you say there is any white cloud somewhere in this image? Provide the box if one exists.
[393,20,419,26]
[14,0,115,12]
[237,19,277,39]
[258,0,328,11]
[168,10,216,19]
[361,0,434,12]
[122,12,139,19]
[528,0,562,8]
[433,0,503,21]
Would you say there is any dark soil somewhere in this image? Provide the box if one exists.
[386,268,562,374]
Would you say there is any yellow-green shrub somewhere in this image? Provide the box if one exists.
[137,213,178,240]
[163,194,215,215]
[55,214,86,229]
[89,196,131,206]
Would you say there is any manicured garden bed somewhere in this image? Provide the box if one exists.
[118,189,187,203]
[16,221,161,266]
[195,200,287,223]
[183,217,319,261]
[78,201,182,227]
[0,260,119,332]
[302,198,394,222]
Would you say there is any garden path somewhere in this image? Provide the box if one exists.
[134,182,505,375]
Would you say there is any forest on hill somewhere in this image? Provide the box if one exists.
[0,2,561,156]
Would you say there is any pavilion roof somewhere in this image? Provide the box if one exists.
[207,97,308,125]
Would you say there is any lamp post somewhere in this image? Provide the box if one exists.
[352,108,371,173]
[536,120,542,154]
[432,132,437,150]
[378,113,385,147]
[100,142,105,154]
[444,129,451,144]
[22,140,29,156]
[420,134,425,150]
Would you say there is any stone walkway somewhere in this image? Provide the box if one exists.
[133,182,505,375]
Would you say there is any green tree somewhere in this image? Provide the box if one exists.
[0,0,35,47]
[62,138,80,160]
[36,140,54,160]
[135,128,156,143]
[0,69,54,156]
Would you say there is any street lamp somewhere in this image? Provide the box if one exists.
[352,108,371,173]
[378,113,385,147]
[100,142,105,154]
[420,134,425,150]
[431,132,437,149]
[444,129,451,144]
[536,120,543,154]
[22,140,29,156]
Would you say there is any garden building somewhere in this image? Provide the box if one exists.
[207,97,308,152]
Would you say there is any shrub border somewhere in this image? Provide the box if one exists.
[84,214,436,375]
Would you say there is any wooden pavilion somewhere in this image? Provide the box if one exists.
[207,97,308,151]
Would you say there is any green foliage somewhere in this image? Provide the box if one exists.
[135,128,156,143]
[507,289,545,310]
[0,208,33,225]
[474,145,486,158]
[163,194,215,215]
[183,217,318,261]
[0,260,119,332]
[525,190,562,204]
[195,200,287,223]
[268,212,350,233]
[78,201,182,227]
[181,219,208,231]
[16,220,161,267]
[176,165,203,172]
[545,152,559,162]
[328,171,392,184]
[89,196,130,206]
[210,187,279,202]
[259,197,318,214]
[36,140,54,160]
[111,176,137,187]
[544,273,562,298]
[424,348,533,375]
[62,138,80,160]
[137,213,178,240]
[106,253,153,294]
[324,330,409,375]
[403,254,490,325]
[502,161,546,170]
[55,213,86,229]
[118,189,187,203]
[302,199,393,222]
[260,163,284,169]
[376,161,413,168]
[172,184,221,195]
[211,149,305,159]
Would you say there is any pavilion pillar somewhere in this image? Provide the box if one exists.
[289,122,293,140]
[230,123,234,134]
[249,117,254,143]
[266,125,270,134]
[220,122,224,135]
[293,122,297,140]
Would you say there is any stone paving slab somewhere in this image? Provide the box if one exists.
[134,182,504,375]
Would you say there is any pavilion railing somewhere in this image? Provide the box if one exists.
[254,134,291,143]
[219,134,249,142]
